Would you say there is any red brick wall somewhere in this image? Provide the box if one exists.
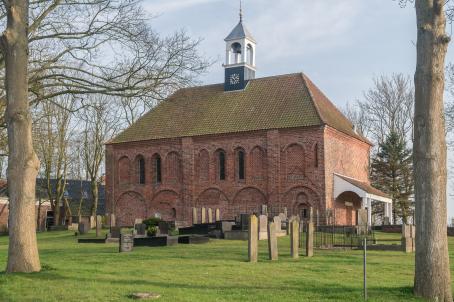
[106,125,371,226]
[323,126,371,225]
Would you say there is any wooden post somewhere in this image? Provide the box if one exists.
[268,221,278,260]
[248,215,258,262]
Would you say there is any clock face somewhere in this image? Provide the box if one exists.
[229,73,240,85]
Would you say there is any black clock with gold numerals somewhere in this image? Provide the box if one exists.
[224,66,246,91]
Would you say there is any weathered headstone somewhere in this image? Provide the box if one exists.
[248,215,258,262]
[401,224,415,253]
[273,216,282,233]
[110,226,121,238]
[68,223,79,231]
[135,223,147,236]
[119,233,134,253]
[278,212,286,222]
[158,221,169,235]
[306,222,314,257]
[78,222,89,234]
[258,215,268,240]
[290,220,299,259]
[109,213,116,227]
[221,221,235,232]
[201,207,206,224]
[284,207,288,218]
[240,214,249,231]
[192,207,198,224]
[96,215,102,237]
[208,208,213,223]
[357,209,368,234]
[134,218,143,225]
[90,215,96,228]
[215,208,220,221]
[383,216,390,225]
[267,221,278,260]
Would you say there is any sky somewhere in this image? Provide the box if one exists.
[142,0,454,219]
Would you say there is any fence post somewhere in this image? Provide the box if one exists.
[363,237,367,301]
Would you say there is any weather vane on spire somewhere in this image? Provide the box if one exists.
[239,0,243,22]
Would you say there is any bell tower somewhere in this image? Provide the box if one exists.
[223,2,256,92]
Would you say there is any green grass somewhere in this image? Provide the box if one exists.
[0,231,451,302]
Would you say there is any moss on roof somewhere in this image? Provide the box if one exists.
[110,73,368,144]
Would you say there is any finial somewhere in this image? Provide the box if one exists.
[239,0,243,22]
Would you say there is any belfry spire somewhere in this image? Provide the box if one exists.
[240,0,243,22]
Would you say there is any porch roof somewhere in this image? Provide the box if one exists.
[333,174,392,204]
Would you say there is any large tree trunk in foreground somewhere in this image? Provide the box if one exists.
[2,0,41,272]
[414,0,451,300]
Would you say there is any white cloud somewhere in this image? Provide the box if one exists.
[143,0,223,14]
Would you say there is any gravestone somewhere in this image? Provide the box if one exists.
[192,208,198,225]
[278,212,286,222]
[273,216,282,233]
[90,215,96,228]
[96,215,102,237]
[284,207,288,218]
[240,214,249,231]
[306,222,314,257]
[158,221,169,235]
[201,207,206,224]
[290,220,299,259]
[402,224,411,238]
[267,221,278,260]
[258,215,268,240]
[135,223,147,236]
[357,209,368,235]
[208,208,213,223]
[220,221,235,232]
[383,216,390,225]
[110,226,121,238]
[119,233,134,253]
[78,222,89,234]
[248,215,258,262]
[215,208,220,221]
[134,218,143,225]
[402,224,415,253]
[109,213,116,227]
[68,223,79,231]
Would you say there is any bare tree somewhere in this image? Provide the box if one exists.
[342,101,370,138]
[398,0,453,300]
[79,95,120,218]
[1,0,41,272]
[34,96,74,226]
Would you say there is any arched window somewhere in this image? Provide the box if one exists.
[246,44,253,65]
[153,154,162,184]
[198,149,209,181]
[166,152,181,182]
[218,150,226,181]
[138,156,145,184]
[230,42,242,64]
[236,149,246,181]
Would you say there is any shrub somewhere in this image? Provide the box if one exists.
[169,228,179,236]
[143,217,162,228]
[147,225,158,237]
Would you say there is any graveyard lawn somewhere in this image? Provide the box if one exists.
[0,231,452,302]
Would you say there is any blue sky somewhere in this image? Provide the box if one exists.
[142,0,454,219]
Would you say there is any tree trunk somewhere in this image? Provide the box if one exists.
[2,0,41,272]
[90,180,98,218]
[414,1,452,300]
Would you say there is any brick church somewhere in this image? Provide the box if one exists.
[105,13,392,227]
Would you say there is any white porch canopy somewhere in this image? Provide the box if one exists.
[333,173,393,225]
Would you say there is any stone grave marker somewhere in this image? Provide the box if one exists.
[284,207,288,218]
[240,214,249,231]
[109,213,116,227]
[134,218,143,225]
[119,233,134,253]
[135,223,147,236]
[261,204,268,215]
[267,221,278,260]
[96,215,102,237]
[208,208,213,223]
[278,212,286,222]
[273,216,282,233]
[192,207,198,224]
[78,221,89,234]
[383,216,390,225]
[201,207,206,224]
[158,221,169,235]
[258,215,268,240]
[248,215,258,262]
[215,208,220,221]
[290,220,299,259]
[110,226,121,238]
[357,209,368,235]
[306,222,314,257]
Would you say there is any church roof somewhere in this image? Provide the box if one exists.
[109,73,370,145]
[225,21,256,42]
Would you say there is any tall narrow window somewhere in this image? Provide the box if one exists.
[154,155,162,184]
[138,157,145,184]
[238,150,245,180]
[219,151,226,180]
